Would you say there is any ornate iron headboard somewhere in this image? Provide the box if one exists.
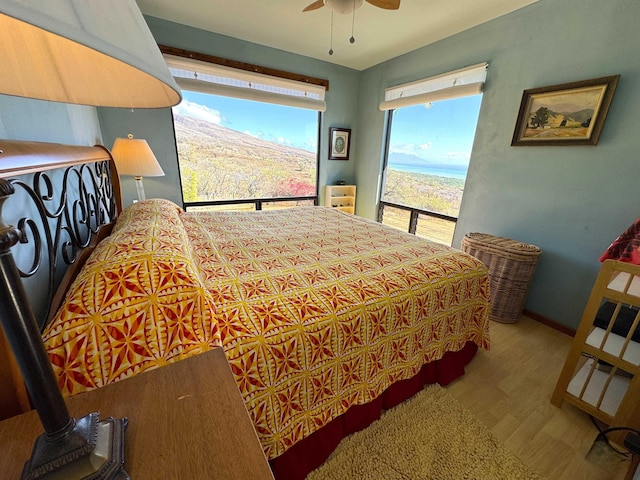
[0,140,122,331]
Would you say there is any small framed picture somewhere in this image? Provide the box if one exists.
[511,75,619,146]
[329,127,351,160]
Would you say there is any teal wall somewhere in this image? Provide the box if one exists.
[0,95,101,145]
[99,16,362,207]
[356,0,640,328]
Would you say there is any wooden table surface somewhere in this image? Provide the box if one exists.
[0,348,274,479]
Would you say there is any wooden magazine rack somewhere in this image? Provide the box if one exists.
[552,260,640,445]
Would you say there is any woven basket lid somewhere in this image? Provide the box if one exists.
[463,232,541,256]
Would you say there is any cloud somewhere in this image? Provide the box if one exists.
[173,100,222,125]
[390,143,432,156]
[446,151,471,160]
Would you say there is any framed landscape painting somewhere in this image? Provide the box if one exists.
[511,75,619,146]
[329,127,351,160]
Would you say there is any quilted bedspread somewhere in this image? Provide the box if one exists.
[44,199,490,460]
[43,200,222,393]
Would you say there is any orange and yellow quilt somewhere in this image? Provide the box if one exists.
[182,206,490,459]
[44,200,490,461]
[43,200,222,393]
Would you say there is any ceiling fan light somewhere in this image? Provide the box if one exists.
[324,0,364,14]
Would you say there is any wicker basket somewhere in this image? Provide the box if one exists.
[462,232,541,324]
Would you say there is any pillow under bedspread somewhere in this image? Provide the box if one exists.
[43,199,221,393]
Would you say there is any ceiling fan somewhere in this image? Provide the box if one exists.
[303,0,400,14]
[303,0,400,55]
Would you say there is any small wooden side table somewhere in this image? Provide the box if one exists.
[0,348,274,479]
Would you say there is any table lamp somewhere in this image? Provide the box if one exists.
[111,134,165,201]
[0,1,181,478]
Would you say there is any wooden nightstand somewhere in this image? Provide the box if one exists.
[0,348,274,479]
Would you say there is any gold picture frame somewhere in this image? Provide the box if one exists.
[512,75,619,146]
[329,127,351,160]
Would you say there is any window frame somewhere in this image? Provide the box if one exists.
[378,109,459,235]
[163,46,326,211]
[173,103,322,212]
[378,64,488,244]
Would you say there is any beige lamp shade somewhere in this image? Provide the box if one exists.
[0,0,181,108]
[112,135,164,202]
[111,135,165,178]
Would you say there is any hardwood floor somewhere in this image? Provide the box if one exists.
[446,315,631,480]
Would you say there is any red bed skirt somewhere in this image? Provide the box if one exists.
[269,341,479,480]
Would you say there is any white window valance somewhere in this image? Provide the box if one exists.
[164,54,327,112]
[379,62,488,111]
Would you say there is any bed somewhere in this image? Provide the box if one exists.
[0,140,490,480]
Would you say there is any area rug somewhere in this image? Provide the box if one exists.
[306,384,542,480]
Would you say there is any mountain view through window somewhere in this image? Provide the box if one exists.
[381,94,482,244]
[173,91,319,206]
[383,94,482,217]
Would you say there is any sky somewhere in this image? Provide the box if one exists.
[173,90,319,152]
[174,90,483,168]
[388,94,483,167]
[529,87,601,113]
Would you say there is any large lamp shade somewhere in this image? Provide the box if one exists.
[0,0,181,108]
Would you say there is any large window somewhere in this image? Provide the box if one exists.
[174,91,319,210]
[164,49,325,211]
[379,64,486,245]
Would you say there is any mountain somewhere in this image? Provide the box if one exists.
[388,152,467,170]
[558,108,593,125]
[174,114,316,202]
[174,114,315,162]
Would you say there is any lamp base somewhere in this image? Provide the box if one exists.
[22,413,129,480]
[134,176,146,201]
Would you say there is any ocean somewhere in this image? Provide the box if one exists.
[388,163,468,180]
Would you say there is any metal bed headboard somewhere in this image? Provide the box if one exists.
[0,140,121,330]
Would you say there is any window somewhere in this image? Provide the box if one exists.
[165,51,326,211]
[379,63,487,245]
[173,91,319,210]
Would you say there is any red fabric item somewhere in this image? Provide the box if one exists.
[600,218,640,265]
[268,342,479,480]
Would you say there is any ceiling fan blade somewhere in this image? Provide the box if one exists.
[303,0,325,12]
[366,0,400,10]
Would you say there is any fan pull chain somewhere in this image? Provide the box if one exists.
[329,11,334,55]
[350,0,356,44]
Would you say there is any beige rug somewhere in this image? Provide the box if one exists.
[307,385,542,480]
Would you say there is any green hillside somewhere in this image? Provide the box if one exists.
[174,114,316,202]
[384,169,465,217]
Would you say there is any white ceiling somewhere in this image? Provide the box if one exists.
[136,0,538,71]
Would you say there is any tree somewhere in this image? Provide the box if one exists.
[182,166,199,202]
[275,178,314,197]
[530,107,551,129]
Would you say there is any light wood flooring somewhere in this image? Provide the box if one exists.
[446,315,631,480]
